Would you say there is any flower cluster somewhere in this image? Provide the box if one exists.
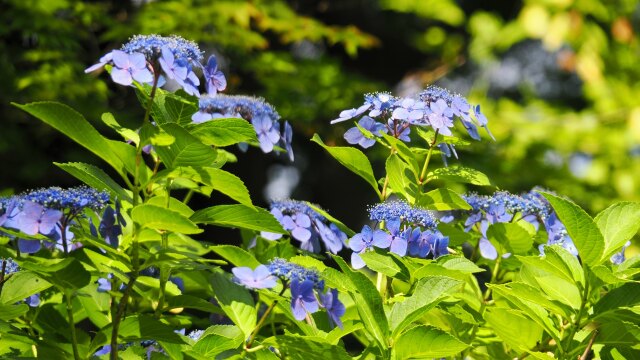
[86,34,226,97]
[459,190,578,259]
[331,85,493,151]
[232,258,345,328]
[350,201,448,269]
[261,200,347,253]
[192,95,294,160]
[0,186,114,253]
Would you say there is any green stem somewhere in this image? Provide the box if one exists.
[246,286,287,348]
[579,330,598,360]
[419,130,439,184]
[183,189,195,204]
[65,290,80,360]
[562,281,590,355]
[132,72,160,206]
[155,232,170,318]
[110,227,141,360]
[483,256,502,301]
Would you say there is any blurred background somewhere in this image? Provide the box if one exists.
[2,0,640,232]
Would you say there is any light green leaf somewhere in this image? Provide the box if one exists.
[131,204,202,234]
[519,261,581,310]
[311,134,380,197]
[389,276,461,337]
[485,308,543,351]
[333,255,389,349]
[161,166,253,208]
[360,250,410,281]
[517,245,584,286]
[0,271,52,305]
[146,196,195,217]
[490,282,573,319]
[436,255,485,273]
[417,188,471,210]
[141,88,198,126]
[55,162,131,202]
[155,123,218,168]
[386,154,419,203]
[191,204,285,233]
[211,273,257,338]
[394,325,468,359]
[487,222,533,255]
[164,295,223,314]
[595,202,640,262]
[189,118,258,147]
[101,112,140,143]
[380,133,420,176]
[211,245,261,268]
[0,304,29,321]
[427,165,491,186]
[539,192,604,266]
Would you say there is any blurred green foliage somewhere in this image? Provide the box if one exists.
[2,0,640,215]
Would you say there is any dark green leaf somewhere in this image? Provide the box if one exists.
[0,304,29,320]
[115,315,186,344]
[211,245,261,268]
[164,295,223,314]
[594,283,640,317]
[18,257,90,290]
[380,133,420,176]
[264,334,351,360]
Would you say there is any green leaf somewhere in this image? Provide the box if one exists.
[517,245,584,286]
[264,334,351,360]
[417,188,471,210]
[311,134,380,197]
[18,257,90,290]
[485,308,543,351]
[0,304,29,320]
[394,325,468,359]
[146,196,195,217]
[427,165,491,186]
[164,295,223,314]
[191,325,243,357]
[161,166,253,208]
[519,260,582,310]
[389,276,461,337]
[594,283,640,317]
[211,245,261,268]
[487,222,533,255]
[595,202,640,262]
[333,255,389,350]
[490,282,573,319]
[0,271,52,304]
[386,154,419,203]
[55,162,131,202]
[141,88,198,126]
[380,133,420,176]
[539,192,604,266]
[360,250,410,281]
[211,273,257,338]
[14,102,135,177]
[191,205,285,233]
[101,112,140,143]
[436,255,485,273]
[116,315,186,343]
[131,204,202,234]
[305,202,355,237]
[189,118,258,147]
[598,321,640,346]
[155,123,218,169]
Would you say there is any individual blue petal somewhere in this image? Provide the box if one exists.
[478,238,498,260]
[232,265,277,289]
[290,279,319,320]
[320,288,345,329]
[372,229,392,249]
[18,239,41,254]
[351,252,366,269]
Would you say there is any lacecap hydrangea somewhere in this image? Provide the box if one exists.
[331,86,494,163]
[232,258,345,328]
[85,34,226,97]
[260,200,347,253]
[350,200,448,269]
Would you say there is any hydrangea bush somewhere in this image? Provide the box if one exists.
[1,34,640,360]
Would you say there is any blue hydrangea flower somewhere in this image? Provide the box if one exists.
[365,92,397,117]
[282,121,294,161]
[290,278,320,321]
[349,225,392,269]
[343,116,387,148]
[86,34,213,97]
[610,241,631,265]
[427,99,454,136]
[188,329,205,341]
[12,201,61,236]
[392,98,426,123]
[232,265,278,289]
[99,206,123,248]
[203,55,227,95]
[368,201,439,229]
[253,116,281,153]
[330,104,371,124]
[384,219,409,256]
[267,258,324,291]
[264,200,346,254]
[319,288,346,329]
